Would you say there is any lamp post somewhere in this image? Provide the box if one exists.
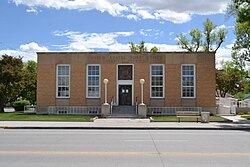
[103,79,109,104]
[140,79,145,105]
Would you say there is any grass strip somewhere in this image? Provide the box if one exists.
[151,116,230,122]
[241,115,250,120]
[0,112,94,121]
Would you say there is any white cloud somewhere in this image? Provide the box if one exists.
[215,46,232,66]
[136,9,155,19]
[26,7,41,14]
[126,14,138,20]
[53,30,233,63]
[0,49,37,62]
[139,29,163,38]
[52,30,185,52]
[0,42,48,62]
[13,0,128,17]
[53,30,134,51]
[154,10,192,24]
[12,0,230,24]
[217,24,234,29]
[212,24,235,33]
[20,42,48,52]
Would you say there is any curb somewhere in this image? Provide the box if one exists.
[0,126,11,129]
[2,126,250,131]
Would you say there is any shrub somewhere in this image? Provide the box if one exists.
[13,100,30,111]
[238,112,245,115]
[248,112,250,115]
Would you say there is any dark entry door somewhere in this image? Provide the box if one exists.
[119,85,132,105]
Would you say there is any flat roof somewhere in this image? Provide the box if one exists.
[37,51,215,54]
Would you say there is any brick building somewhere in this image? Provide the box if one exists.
[37,52,216,116]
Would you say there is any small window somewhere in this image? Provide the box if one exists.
[56,64,70,98]
[118,65,133,80]
[182,64,195,98]
[87,65,100,98]
[150,65,164,98]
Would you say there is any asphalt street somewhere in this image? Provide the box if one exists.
[0,129,250,167]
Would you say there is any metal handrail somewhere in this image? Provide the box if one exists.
[135,97,138,115]
[110,96,114,115]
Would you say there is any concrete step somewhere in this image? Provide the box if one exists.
[107,114,139,118]
[109,106,138,118]
[112,106,136,115]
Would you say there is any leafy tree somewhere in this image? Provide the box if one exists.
[0,55,23,112]
[20,60,37,104]
[216,61,248,97]
[150,46,159,52]
[177,29,202,52]
[138,40,148,52]
[129,42,139,52]
[129,40,158,52]
[177,18,228,53]
[228,0,250,67]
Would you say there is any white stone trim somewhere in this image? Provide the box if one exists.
[116,64,134,106]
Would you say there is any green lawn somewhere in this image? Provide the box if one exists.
[0,112,95,121]
[241,115,250,120]
[151,116,230,122]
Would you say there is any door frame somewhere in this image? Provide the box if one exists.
[116,64,134,106]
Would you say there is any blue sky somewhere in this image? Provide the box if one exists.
[0,0,235,63]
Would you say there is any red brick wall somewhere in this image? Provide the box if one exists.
[37,52,216,110]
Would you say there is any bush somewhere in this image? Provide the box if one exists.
[248,112,250,115]
[13,100,30,111]
[238,112,245,115]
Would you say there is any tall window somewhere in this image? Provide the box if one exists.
[56,64,70,98]
[87,64,100,98]
[182,64,195,98]
[150,65,164,98]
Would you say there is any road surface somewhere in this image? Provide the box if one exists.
[1,129,250,167]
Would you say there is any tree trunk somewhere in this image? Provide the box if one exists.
[0,102,4,113]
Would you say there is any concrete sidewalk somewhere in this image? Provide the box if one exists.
[1,118,250,130]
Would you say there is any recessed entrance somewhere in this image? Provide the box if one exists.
[117,64,134,106]
[119,85,132,105]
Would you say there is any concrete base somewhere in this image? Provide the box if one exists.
[201,112,210,123]
[101,103,110,117]
[138,103,147,118]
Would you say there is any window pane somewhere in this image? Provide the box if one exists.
[151,65,164,98]
[182,76,194,86]
[152,76,163,86]
[182,87,194,97]
[182,65,194,75]
[57,65,70,98]
[152,87,163,97]
[87,65,100,97]
[152,66,163,75]
[88,87,100,97]
[65,66,69,75]
[58,76,69,86]
[182,65,195,98]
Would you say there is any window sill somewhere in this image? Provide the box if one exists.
[56,97,70,99]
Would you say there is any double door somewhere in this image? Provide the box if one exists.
[119,85,132,106]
